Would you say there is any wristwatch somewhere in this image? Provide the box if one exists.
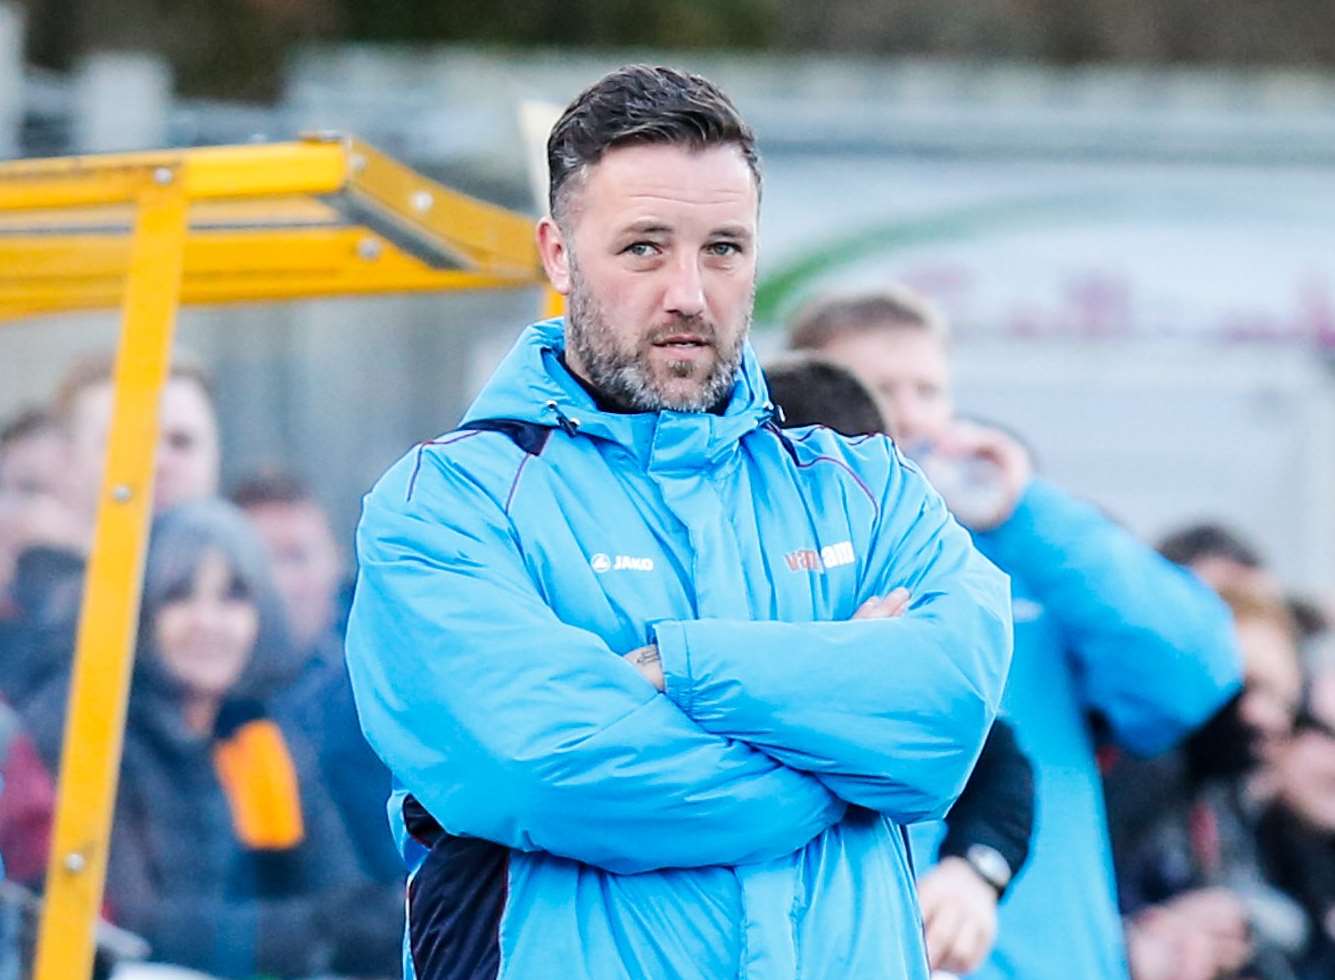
[963,843,1013,897]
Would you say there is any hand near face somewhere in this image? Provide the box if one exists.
[917,856,1000,974]
[932,421,1033,531]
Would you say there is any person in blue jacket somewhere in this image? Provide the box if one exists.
[345,65,1014,980]
[791,288,1244,980]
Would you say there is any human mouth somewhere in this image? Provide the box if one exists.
[652,333,712,350]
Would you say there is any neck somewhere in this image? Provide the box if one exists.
[182,695,221,736]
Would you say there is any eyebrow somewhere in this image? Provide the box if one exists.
[711,224,754,241]
[620,220,673,236]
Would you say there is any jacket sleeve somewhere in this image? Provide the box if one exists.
[344,449,844,875]
[938,718,1034,895]
[976,478,1242,756]
[652,448,1013,822]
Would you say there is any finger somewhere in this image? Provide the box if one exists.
[852,596,884,620]
[881,588,911,617]
[924,904,963,970]
[939,918,984,975]
[1213,935,1253,973]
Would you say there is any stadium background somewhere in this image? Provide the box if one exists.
[2,0,1332,591]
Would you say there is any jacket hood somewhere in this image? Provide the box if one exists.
[462,318,777,466]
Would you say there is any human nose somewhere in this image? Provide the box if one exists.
[662,254,706,319]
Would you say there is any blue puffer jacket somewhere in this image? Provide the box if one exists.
[346,319,1013,979]
[911,480,1242,980]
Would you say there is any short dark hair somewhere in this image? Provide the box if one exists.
[1157,523,1263,570]
[229,470,316,510]
[764,353,887,437]
[547,64,760,224]
[788,287,948,352]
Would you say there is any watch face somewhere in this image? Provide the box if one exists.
[966,844,1012,890]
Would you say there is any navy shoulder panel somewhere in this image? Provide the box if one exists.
[457,418,552,456]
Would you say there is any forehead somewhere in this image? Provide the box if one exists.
[160,377,217,432]
[247,500,332,538]
[573,143,758,229]
[71,376,213,427]
[824,327,949,379]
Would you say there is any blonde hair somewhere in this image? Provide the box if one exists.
[787,286,950,352]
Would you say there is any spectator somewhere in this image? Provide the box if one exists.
[53,353,221,540]
[229,471,346,667]
[1158,522,1279,598]
[1117,586,1307,980]
[766,353,1037,975]
[1261,660,1335,978]
[0,409,72,606]
[24,500,401,978]
[231,470,401,884]
[4,358,223,717]
[0,410,85,709]
[791,287,1242,980]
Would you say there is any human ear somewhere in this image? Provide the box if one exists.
[536,217,572,295]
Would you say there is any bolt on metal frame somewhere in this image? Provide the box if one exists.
[0,134,553,980]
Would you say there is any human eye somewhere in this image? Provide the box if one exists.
[621,241,660,258]
[705,240,743,258]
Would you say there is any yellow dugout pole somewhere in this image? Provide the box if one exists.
[33,169,189,980]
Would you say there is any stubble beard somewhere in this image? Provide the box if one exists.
[564,262,751,414]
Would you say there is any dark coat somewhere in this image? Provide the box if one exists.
[25,661,404,978]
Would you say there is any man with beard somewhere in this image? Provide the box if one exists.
[346,65,1013,980]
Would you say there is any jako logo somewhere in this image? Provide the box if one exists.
[785,540,855,573]
[590,553,655,573]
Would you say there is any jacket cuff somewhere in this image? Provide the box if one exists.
[975,477,1063,564]
[651,620,694,716]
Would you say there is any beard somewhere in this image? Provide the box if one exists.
[564,262,751,414]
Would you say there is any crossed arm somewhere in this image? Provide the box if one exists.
[345,449,1011,874]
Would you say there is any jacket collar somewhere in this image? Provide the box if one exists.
[462,318,777,469]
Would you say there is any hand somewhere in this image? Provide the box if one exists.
[1160,888,1251,975]
[1126,909,1210,980]
[623,644,664,692]
[1126,889,1252,980]
[917,856,1000,974]
[933,421,1033,531]
[852,588,911,620]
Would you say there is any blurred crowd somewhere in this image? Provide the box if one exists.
[0,289,1333,979]
[0,354,403,978]
[767,290,1335,980]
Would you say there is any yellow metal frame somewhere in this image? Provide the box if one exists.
[0,135,556,980]
[0,135,546,320]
